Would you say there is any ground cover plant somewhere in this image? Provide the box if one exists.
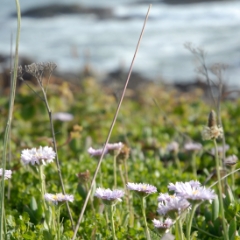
[1,2,240,240]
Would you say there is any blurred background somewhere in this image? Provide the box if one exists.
[0,0,240,86]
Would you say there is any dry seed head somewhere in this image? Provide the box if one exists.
[117,145,130,164]
[202,110,223,140]
[208,110,217,128]
[24,62,57,79]
[76,170,90,183]
[17,66,23,76]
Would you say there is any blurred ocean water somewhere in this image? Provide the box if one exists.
[0,0,240,85]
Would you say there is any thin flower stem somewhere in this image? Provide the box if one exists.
[0,1,21,239]
[3,211,6,240]
[191,152,197,178]
[38,166,52,230]
[176,217,184,240]
[113,156,117,188]
[123,159,129,187]
[118,165,126,193]
[40,87,74,229]
[84,182,95,213]
[186,203,198,240]
[56,206,61,240]
[123,160,133,226]
[173,153,181,173]
[141,197,151,240]
[99,167,103,187]
[213,139,229,240]
[51,205,56,232]
[118,164,131,221]
[38,166,47,209]
[105,210,109,226]
[110,205,116,240]
[71,5,151,239]
[231,166,235,191]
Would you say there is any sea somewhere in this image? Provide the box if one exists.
[0,0,240,86]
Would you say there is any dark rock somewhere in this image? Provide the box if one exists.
[103,68,152,90]
[12,4,113,19]
[172,79,239,100]
[0,54,7,64]
[162,0,226,4]
[173,79,211,92]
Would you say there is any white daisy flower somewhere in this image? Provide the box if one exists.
[44,193,74,204]
[21,146,56,165]
[87,147,108,157]
[168,181,216,203]
[106,142,123,151]
[0,169,12,180]
[94,188,124,205]
[152,218,174,233]
[127,182,157,197]
[184,142,202,152]
[52,112,74,122]
[157,193,190,216]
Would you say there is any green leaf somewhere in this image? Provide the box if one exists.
[22,232,36,239]
[191,231,198,240]
[6,215,16,228]
[225,185,235,207]
[22,212,30,223]
[43,230,53,240]
[228,218,236,240]
[95,233,103,240]
[121,212,129,227]
[30,196,38,211]
[20,100,36,120]
[77,183,87,199]
[212,196,219,221]
[213,217,222,236]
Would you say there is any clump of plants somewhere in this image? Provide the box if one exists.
[1,2,240,240]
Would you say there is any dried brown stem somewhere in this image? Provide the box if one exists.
[71,4,152,239]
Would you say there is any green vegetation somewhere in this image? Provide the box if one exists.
[1,69,240,239]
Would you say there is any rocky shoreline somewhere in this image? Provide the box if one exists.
[11,1,229,20]
[0,54,237,101]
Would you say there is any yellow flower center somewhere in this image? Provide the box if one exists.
[192,190,199,195]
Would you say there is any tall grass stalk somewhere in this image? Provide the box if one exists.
[0,0,21,239]
[213,139,229,240]
[71,5,152,239]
